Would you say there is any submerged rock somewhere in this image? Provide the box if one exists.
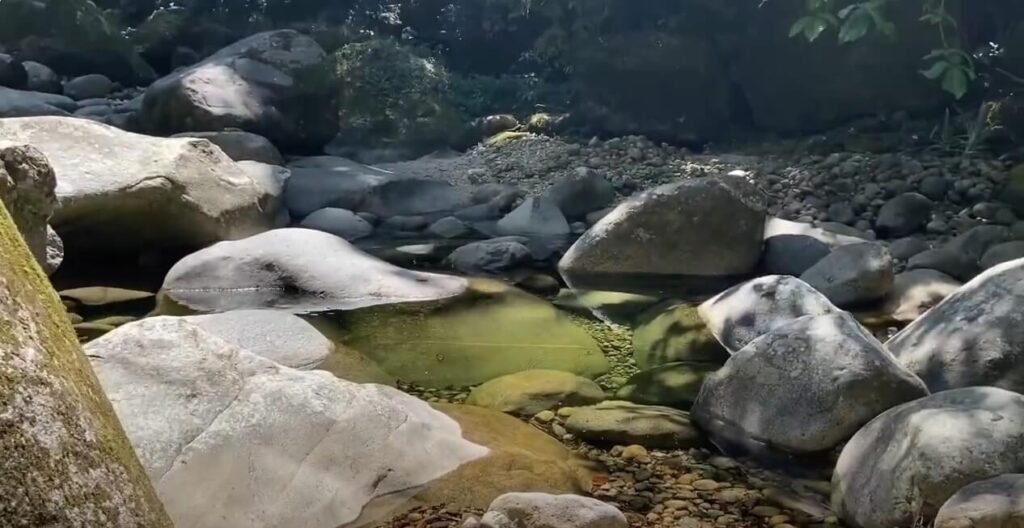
[339,280,609,387]
[615,362,719,410]
[86,317,487,528]
[0,200,172,527]
[183,309,332,370]
[633,303,728,368]
[879,269,961,323]
[466,370,606,416]
[479,493,627,528]
[833,387,1024,528]
[564,401,702,449]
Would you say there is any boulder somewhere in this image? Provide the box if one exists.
[544,169,617,219]
[833,387,1024,528]
[0,116,277,256]
[86,317,487,528]
[934,474,1024,528]
[160,228,467,314]
[908,225,1010,281]
[559,176,766,282]
[693,313,927,455]
[615,362,719,410]
[171,130,284,165]
[234,160,290,228]
[552,289,661,326]
[299,207,374,241]
[466,370,606,416]
[800,242,894,307]
[0,198,172,526]
[284,157,393,217]
[22,61,60,93]
[980,241,1024,270]
[564,401,702,449]
[63,73,113,100]
[0,0,155,84]
[0,53,27,89]
[764,217,869,247]
[426,216,470,238]
[761,234,831,276]
[888,258,1024,393]
[339,280,609,387]
[445,239,533,276]
[0,142,61,274]
[879,269,962,323]
[141,30,338,152]
[875,193,933,238]
[698,275,840,353]
[497,197,571,238]
[183,310,332,370]
[479,493,627,528]
[888,237,929,261]
[633,303,729,369]
[0,86,74,117]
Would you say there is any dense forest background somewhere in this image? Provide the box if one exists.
[3,0,1024,152]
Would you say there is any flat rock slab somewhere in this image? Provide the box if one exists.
[564,401,702,449]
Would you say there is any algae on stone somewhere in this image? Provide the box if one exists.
[633,303,729,370]
[0,201,172,526]
[338,279,609,388]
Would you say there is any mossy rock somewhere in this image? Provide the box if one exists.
[336,279,609,388]
[465,369,606,416]
[0,201,171,525]
[632,303,729,370]
[552,288,661,325]
[615,361,720,410]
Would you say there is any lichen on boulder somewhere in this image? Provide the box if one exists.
[0,201,172,526]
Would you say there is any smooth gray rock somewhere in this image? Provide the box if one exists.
[480,493,627,528]
[698,275,840,353]
[764,217,869,248]
[161,228,467,314]
[86,317,486,528]
[693,312,927,455]
[0,53,27,89]
[800,242,894,307]
[299,207,373,241]
[63,74,114,100]
[560,177,766,279]
[0,86,74,117]
[833,387,1024,528]
[22,61,60,94]
[0,117,276,254]
[497,197,570,238]
[284,157,393,218]
[235,160,290,228]
[889,258,1024,393]
[934,474,1024,528]
[544,169,616,219]
[875,192,933,237]
[445,240,533,275]
[184,309,332,369]
[564,401,702,449]
[380,215,429,232]
[425,216,469,238]
[172,130,284,165]
[908,225,1010,281]
[141,30,338,151]
[761,234,831,275]
[888,237,929,260]
[980,241,1024,270]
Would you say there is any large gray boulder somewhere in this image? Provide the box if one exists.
[0,142,62,273]
[888,258,1024,394]
[833,387,1024,528]
[445,239,533,276]
[183,310,332,369]
[161,228,467,314]
[0,86,74,117]
[63,73,113,101]
[0,117,277,255]
[800,242,894,307]
[698,275,839,353]
[86,317,487,528]
[908,225,1010,281]
[933,474,1024,528]
[235,160,290,228]
[497,197,571,238]
[22,61,60,94]
[874,192,933,238]
[543,169,616,220]
[141,30,338,152]
[172,130,284,165]
[479,493,627,528]
[0,189,173,527]
[693,313,927,455]
[559,176,766,282]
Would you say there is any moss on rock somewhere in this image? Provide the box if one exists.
[0,201,171,526]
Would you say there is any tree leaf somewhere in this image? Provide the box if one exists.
[919,60,948,80]
[941,67,969,99]
[789,17,810,37]
[804,17,830,41]
[839,11,871,43]
[838,4,857,18]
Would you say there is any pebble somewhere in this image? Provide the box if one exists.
[533,410,555,423]
[693,479,720,491]
[620,444,649,462]
[751,505,782,517]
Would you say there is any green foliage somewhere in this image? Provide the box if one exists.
[791,0,976,100]
[334,38,463,149]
